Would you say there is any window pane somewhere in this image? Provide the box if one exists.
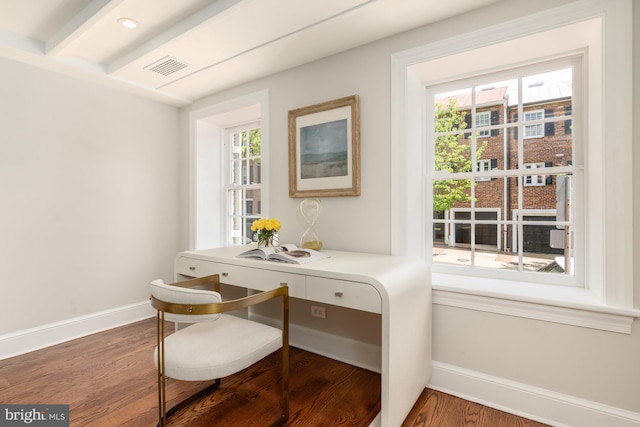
[475,178,505,211]
[247,159,261,184]
[434,88,472,130]
[433,220,446,244]
[241,159,249,185]
[433,179,473,211]
[475,79,518,123]
[434,135,473,173]
[231,160,242,185]
[476,127,507,171]
[521,172,571,213]
[433,245,473,268]
[228,188,261,245]
[521,224,571,274]
[248,129,261,157]
[429,63,578,283]
[228,189,244,217]
[245,188,261,216]
[232,133,243,160]
[523,68,572,104]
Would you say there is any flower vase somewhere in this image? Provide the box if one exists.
[257,231,278,247]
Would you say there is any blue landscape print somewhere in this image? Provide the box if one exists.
[300,119,348,179]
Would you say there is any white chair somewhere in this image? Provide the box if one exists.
[149,274,289,426]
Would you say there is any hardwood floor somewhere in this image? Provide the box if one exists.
[0,318,379,426]
[0,318,547,426]
[402,389,549,427]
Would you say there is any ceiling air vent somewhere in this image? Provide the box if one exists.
[145,56,190,76]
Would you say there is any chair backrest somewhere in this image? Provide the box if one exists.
[150,279,222,322]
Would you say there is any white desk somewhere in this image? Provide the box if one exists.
[174,245,431,427]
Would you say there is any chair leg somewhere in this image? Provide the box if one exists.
[281,344,289,422]
[281,294,290,423]
[157,312,166,427]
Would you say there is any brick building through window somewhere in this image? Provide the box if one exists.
[434,80,572,255]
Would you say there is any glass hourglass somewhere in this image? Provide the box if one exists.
[299,198,322,250]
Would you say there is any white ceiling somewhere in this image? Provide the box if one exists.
[0,0,500,106]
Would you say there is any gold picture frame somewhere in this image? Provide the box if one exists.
[288,95,360,198]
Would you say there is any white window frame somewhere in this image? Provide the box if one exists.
[390,0,638,333]
[476,111,491,137]
[523,109,544,138]
[475,159,491,182]
[188,90,269,250]
[523,162,546,186]
[224,123,262,246]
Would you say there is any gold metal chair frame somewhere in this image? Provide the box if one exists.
[150,274,289,427]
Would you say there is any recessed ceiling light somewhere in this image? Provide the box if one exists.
[118,18,138,29]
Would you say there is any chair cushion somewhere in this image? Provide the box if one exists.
[154,314,282,381]
[150,279,222,322]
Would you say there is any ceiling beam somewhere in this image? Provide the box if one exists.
[45,0,126,57]
[107,0,244,74]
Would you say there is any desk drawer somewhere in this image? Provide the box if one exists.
[306,276,381,313]
[176,256,220,277]
[176,256,305,298]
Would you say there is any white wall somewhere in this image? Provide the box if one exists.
[0,58,181,335]
[180,0,640,419]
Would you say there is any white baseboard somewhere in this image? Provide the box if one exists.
[0,301,154,360]
[429,361,640,427]
[250,313,382,373]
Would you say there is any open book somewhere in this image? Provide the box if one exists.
[237,243,329,264]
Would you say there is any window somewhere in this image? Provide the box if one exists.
[190,90,269,250]
[476,159,492,181]
[523,109,544,138]
[391,1,638,333]
[430,61,577,283]
[225,124,262,245]
[476,111,490,137]
[523,162,546,186]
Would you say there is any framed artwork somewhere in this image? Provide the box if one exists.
[288,95,360,197]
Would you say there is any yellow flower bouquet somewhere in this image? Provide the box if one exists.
[251,218,281,247]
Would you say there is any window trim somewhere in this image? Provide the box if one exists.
[390,0,638,333]
[188,90,269,250]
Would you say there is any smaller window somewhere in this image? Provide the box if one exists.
[226,125,262,245]
[476,111,490,137]
[523,109,544,138]
[523,162,546,186]
[476,159,492,181]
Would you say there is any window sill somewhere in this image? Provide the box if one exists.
[432,273,640,334]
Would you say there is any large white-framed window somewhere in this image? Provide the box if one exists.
[428,58,580,288]
[391,0,638,333]
[189,90,269,250]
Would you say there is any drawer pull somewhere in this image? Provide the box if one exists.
[189,266,196,271]
[222,272,229,277]
[334,291,344,297]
